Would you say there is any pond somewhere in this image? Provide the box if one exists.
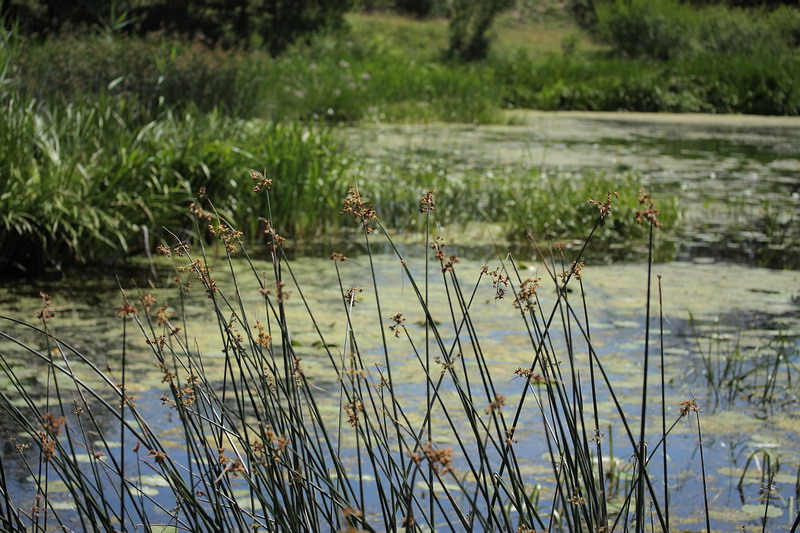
[349,111,800,267]
[1,112,798,532]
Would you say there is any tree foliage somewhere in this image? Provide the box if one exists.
[395,0,436,17]
[446,0,515,61]
[1,0,350,53]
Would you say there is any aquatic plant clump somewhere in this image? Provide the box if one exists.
[0,179,790,532]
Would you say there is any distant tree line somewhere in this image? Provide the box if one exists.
[0,0,351,53]
[2,0,520,60]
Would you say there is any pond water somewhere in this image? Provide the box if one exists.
[1,112,799,531]
[348,111,800,267]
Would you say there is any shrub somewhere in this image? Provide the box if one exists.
[595,0,694,60]
[446,0,515,60]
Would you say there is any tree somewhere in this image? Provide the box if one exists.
[395,0,435,17]
[567,0,598,30]
[446,0,515,61]
[5,0,350,53]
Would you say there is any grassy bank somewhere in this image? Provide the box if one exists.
[3,0,796,272]
[7,5,800,124]
[0,90,676,274]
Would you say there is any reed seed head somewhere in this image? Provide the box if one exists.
[419,190,435,213]
[37,291,55,320]
[679,399,700,416]
[588,191,619,218]
[635,189,662,227]
[251,169,272,192]
[116,303,138,317]
[388,312,405,338]
[342,184,377,231]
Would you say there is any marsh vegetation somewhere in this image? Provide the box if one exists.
[1,1,799,531]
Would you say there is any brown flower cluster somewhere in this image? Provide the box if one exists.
[179,260,217,297]
[419,190,435,213]
[430,236,446,259]
[268,281,291,304]
[429,237,460,272]
[148,449,167,464]
[344,286,363,307]
[514,367,546,385]
[217,448,246,477]
[189,202,212,221]
[330,252,349,262]
[433,354,456,375]
[155,306,173,327]
[261,219,286,251]
[345,400,363,427]
[156,361,176,385]
[37,292,55,320]
[513,277,542,312]
[635,189,662,227]
[559,261,585,282]
[408,442,454,475]
[116,303,138,317]
[486,267,510,300]
[178,375,199,406]
[342,184,377,231]
[251,169,272,193]
[141,294,157,312]
[250,424,290,465]
[208,222,243,253]
[679,399,700,417]
[388,312,405,338]
[39,413,66,462]
[567,488,587,505]
[485,394,506,414]
[157,242,190,258]
[588,191,619,218]
[253,321,271,349]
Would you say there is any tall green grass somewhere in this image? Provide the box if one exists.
[0,87,678,274]
[360,160,680,246]
[0,94,353,274]
[0,186,716,531]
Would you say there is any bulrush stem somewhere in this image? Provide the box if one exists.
[636,218,655,533]
[658,275,670,532]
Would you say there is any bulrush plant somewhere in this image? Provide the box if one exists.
[1,175,728,532]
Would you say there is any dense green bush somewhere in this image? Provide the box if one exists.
[495,50,800,114]
[3,0,350,53]
[595,0,800,60]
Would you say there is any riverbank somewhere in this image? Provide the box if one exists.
[2,1,799,274]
